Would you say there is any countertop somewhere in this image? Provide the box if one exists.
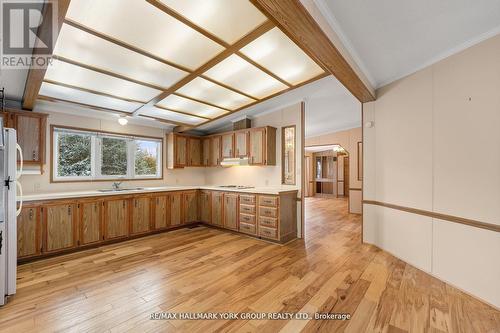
[22,185,299,202]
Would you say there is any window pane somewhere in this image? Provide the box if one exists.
[101,137,128,176]
[135,140,158,176]
[57,132,91,177]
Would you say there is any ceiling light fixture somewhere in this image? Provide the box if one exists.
[118,116,128,126]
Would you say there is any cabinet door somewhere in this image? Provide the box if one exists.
[211,192,223,226]
[15,114,42,163]
[235,131,249,157]
[210,136,221,166]
[170,192,182,226]
[131,196,151,234]
[175,136,187,167]
[202,138,211,166]
[188,138,202,166]
[223,193,238,230]
[153,196,169,229]
[221,134,234,158]
[249,128,265,165]
[80,201,102,245]
[105,199,129,239]
[17,206,41,258]
[45,203,76,252]
[183,191,198,223]
[199,191,211,223]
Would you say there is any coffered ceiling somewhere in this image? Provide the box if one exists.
[36,0,327,129]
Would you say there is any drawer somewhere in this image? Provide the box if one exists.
[259,216,277,228]
[240,204,255,215]
[239,222,256,235]
[259,206,278,218]
[259,196,278,207]
[239,213,255,224]
[239,195,256,205]
[259,226,278,240]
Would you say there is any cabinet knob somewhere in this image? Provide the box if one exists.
[68,206,72,215]
[29,209,33,220]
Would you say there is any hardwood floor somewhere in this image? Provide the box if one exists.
[0,197,499,332]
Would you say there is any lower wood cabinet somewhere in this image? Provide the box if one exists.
[79,200,102,245]
[44,203,77,252]
[170,192,182,227]
[104,198,129,240]
[153,195,169,230]
[182,191,198,223]
[17,206,41,259]
[199,190,211,223]
[211,191,223,226]
[131,196,151,235]
[223,193,238,231]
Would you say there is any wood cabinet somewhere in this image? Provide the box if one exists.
[167,133,188,169]
[202,138,211,166]
[131,196,151,234]
[221,133,234,158]
[17,206,41,259]
[249,127,276,165]
[211,191,223,226]
[104,198,129,239]
[210,136,221,166]
[188,137,202,166]
[44,203,77,252]
[235,131,249,157]
[182,191,198,223]
[223,193,238,231]
[169,192,182,226]
[153,195,169,230]
[79,200,102,245]
[199,190,211,223]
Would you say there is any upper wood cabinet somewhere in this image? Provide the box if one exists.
[250,127,276,166]
[202,138,211,166]
[153,195,169,230]
[167,133,187,169]
[79,200,102,245]
[235,131,249,158]
[211,191,223,227]
[210,136,222,166]
[104,198,129,240]
[17,206,41,259]
[199,190,211,224]
[182,191,198,224]
[188,137,202,166]
[223,193,239,231]
[131,196,151,235]
[44,203,77,252]
[221,133,234,158]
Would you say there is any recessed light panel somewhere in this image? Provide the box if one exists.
[240,27,324,85]
[158,0,267,44]
[39,82,142,113]
[141,106,206,125]
[54,24,188,89]
[176,77,255,110]
[157,94,228,118]
[44,60,161,102]
[204,54,288,99]
[66,0,224,70]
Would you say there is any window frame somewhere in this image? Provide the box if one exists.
[51,125,163,183]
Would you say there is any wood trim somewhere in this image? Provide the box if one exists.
[349,188,362,191]
[51,124,163,140]
[172,93,232,112]
[154,104,211,120]
[22,0,71,110]
[235,51,292,87]
[38,95,130,115]
[281,125,296,185]
[199,75,258,101]
[357,141,363,181]
[300,101,305,239]
[249,0,375,103]
[363,200,500,233]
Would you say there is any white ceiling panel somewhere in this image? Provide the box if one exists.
[44,60,161,102]
[157,94,228,118]
[240,27,324,85]
[66,0,224,70]
[39,82,142,113]
[176,77,255,110]
[54,23,188,89]
[158,0,267,44]
[141,106,206,125]
[203,54,288,99]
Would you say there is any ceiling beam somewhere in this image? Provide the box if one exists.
[249,0,375,103]
[132,20,274,117]
[22,0,71,110]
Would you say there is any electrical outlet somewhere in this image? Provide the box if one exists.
[34,182,41,192]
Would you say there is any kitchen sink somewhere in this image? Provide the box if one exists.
[98,187,144,192]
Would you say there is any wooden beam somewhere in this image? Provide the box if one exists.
[22,0,71,110]
[249,0,375,103]
[132,20,274,116]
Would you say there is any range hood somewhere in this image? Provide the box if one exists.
[220,157,250,167]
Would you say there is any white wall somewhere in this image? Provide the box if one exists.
[363,33,500,308]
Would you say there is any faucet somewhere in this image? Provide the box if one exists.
[112,181,123,190]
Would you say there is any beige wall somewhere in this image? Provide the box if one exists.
[305,127,362,213]
[363,34,500,308]
[20,108,207,194]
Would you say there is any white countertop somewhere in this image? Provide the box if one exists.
[22,185,299,202]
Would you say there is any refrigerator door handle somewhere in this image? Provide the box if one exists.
[16,143,23,180]
[16,180,22,217]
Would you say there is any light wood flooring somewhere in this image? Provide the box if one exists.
[0,197,498,332]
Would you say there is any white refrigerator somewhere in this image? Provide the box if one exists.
[0,118,23,306]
